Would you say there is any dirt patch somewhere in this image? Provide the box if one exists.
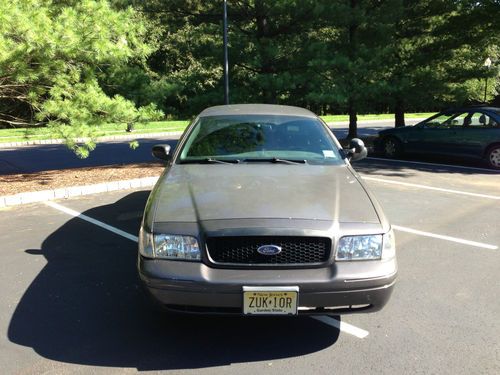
[0,163,164,196]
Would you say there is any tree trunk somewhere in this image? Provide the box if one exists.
[255,1,276,103]
[395,98,405,127]
[346,0,358,140]
[348,98,358,139]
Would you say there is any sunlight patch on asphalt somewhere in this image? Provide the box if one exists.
[362,176,500,200]
[44,201,138,242]
[393,225,497,250]
[44,200,371,338]
[44,199,497,340]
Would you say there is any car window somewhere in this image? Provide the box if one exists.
[424,112,466,128]
[469,112,499,128]
[424,113,453,127]
[178,115,343,165]
[445,112,468,127]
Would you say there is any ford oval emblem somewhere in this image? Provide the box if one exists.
[257,245,282,256]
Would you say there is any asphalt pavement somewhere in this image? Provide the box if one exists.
[0,158,498,374]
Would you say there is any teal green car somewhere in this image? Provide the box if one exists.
[376,106,500,169]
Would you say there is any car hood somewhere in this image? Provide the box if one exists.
[152,164,381,224]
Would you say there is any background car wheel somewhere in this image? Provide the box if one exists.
[486,145,500,169]
[382,137,402,158]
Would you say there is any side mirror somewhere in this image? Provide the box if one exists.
[344,138,367,162]
[152,144,171,161]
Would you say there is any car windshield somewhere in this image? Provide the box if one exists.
[178,115,343,165]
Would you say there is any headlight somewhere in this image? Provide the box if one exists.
[336,229,395,261]
[139,228,201,261]
[154,234,201,260]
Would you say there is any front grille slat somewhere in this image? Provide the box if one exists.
[206,236,331,266]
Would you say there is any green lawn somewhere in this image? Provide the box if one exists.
[0,120,190,143]
[0,113,435,144]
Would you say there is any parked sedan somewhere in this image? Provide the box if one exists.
[376,106,500,169]
[138,104,397,316]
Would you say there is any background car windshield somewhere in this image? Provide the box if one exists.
[179,115,343,165]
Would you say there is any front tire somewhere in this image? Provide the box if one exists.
[382,137,403,158]
[486,145,500,169]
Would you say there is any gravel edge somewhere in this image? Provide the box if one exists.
[0,176,160,208]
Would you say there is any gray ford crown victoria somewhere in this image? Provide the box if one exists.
[138,104,397,315]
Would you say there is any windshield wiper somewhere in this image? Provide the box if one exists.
[205,158,241,164]
[180,158,241,164]
[243,158,307,165]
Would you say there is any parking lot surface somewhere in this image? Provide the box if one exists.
[0,159,499,374]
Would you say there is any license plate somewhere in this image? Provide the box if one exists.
[243,286,299,315]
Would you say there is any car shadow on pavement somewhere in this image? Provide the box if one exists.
[8,191,340,371]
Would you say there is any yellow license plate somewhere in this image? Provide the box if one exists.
[243,287,299,315]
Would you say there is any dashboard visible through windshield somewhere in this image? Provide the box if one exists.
[178,115,343,165]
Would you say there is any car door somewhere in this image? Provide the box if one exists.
[454,111,500,158]
[405,112,467,155]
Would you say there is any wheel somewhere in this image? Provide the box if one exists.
[382,137,402,158]
[486,145,500,169]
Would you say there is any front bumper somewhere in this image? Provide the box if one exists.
[138,256,397,315]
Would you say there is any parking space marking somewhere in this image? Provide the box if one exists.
[44,199,498,339]
[362,176,500,200]
[44,201,139,243]
[366,157,498,173]
[312,316,369,339]
[45,199,498,251]
[44,200,371,337]
[393,225,498,250]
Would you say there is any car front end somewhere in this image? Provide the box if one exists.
[138,221,397,315]
[138,104,397,316]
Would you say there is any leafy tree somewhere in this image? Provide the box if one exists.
[384,0,500,127]
[127,0,328,116]
[0,0,162,157]
[308,0,402,138]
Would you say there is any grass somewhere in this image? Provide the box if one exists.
[0,113,435,144]
[0,120,190,143]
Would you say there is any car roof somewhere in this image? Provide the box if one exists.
[444,106,500,113]
[198,104,317,118]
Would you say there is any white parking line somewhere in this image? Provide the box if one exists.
[362,176,500,200]
[44,200,370,338]
[44,200,497,339]
[366,157,498,173]
[44,201,139,242]
[393,225,498,250]
[312,316,369,339]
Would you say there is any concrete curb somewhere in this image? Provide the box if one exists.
[0,131,184,149]
[0,176,160,208]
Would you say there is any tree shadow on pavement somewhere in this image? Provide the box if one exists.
[8,191,340,371]
[0,138,179,174]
